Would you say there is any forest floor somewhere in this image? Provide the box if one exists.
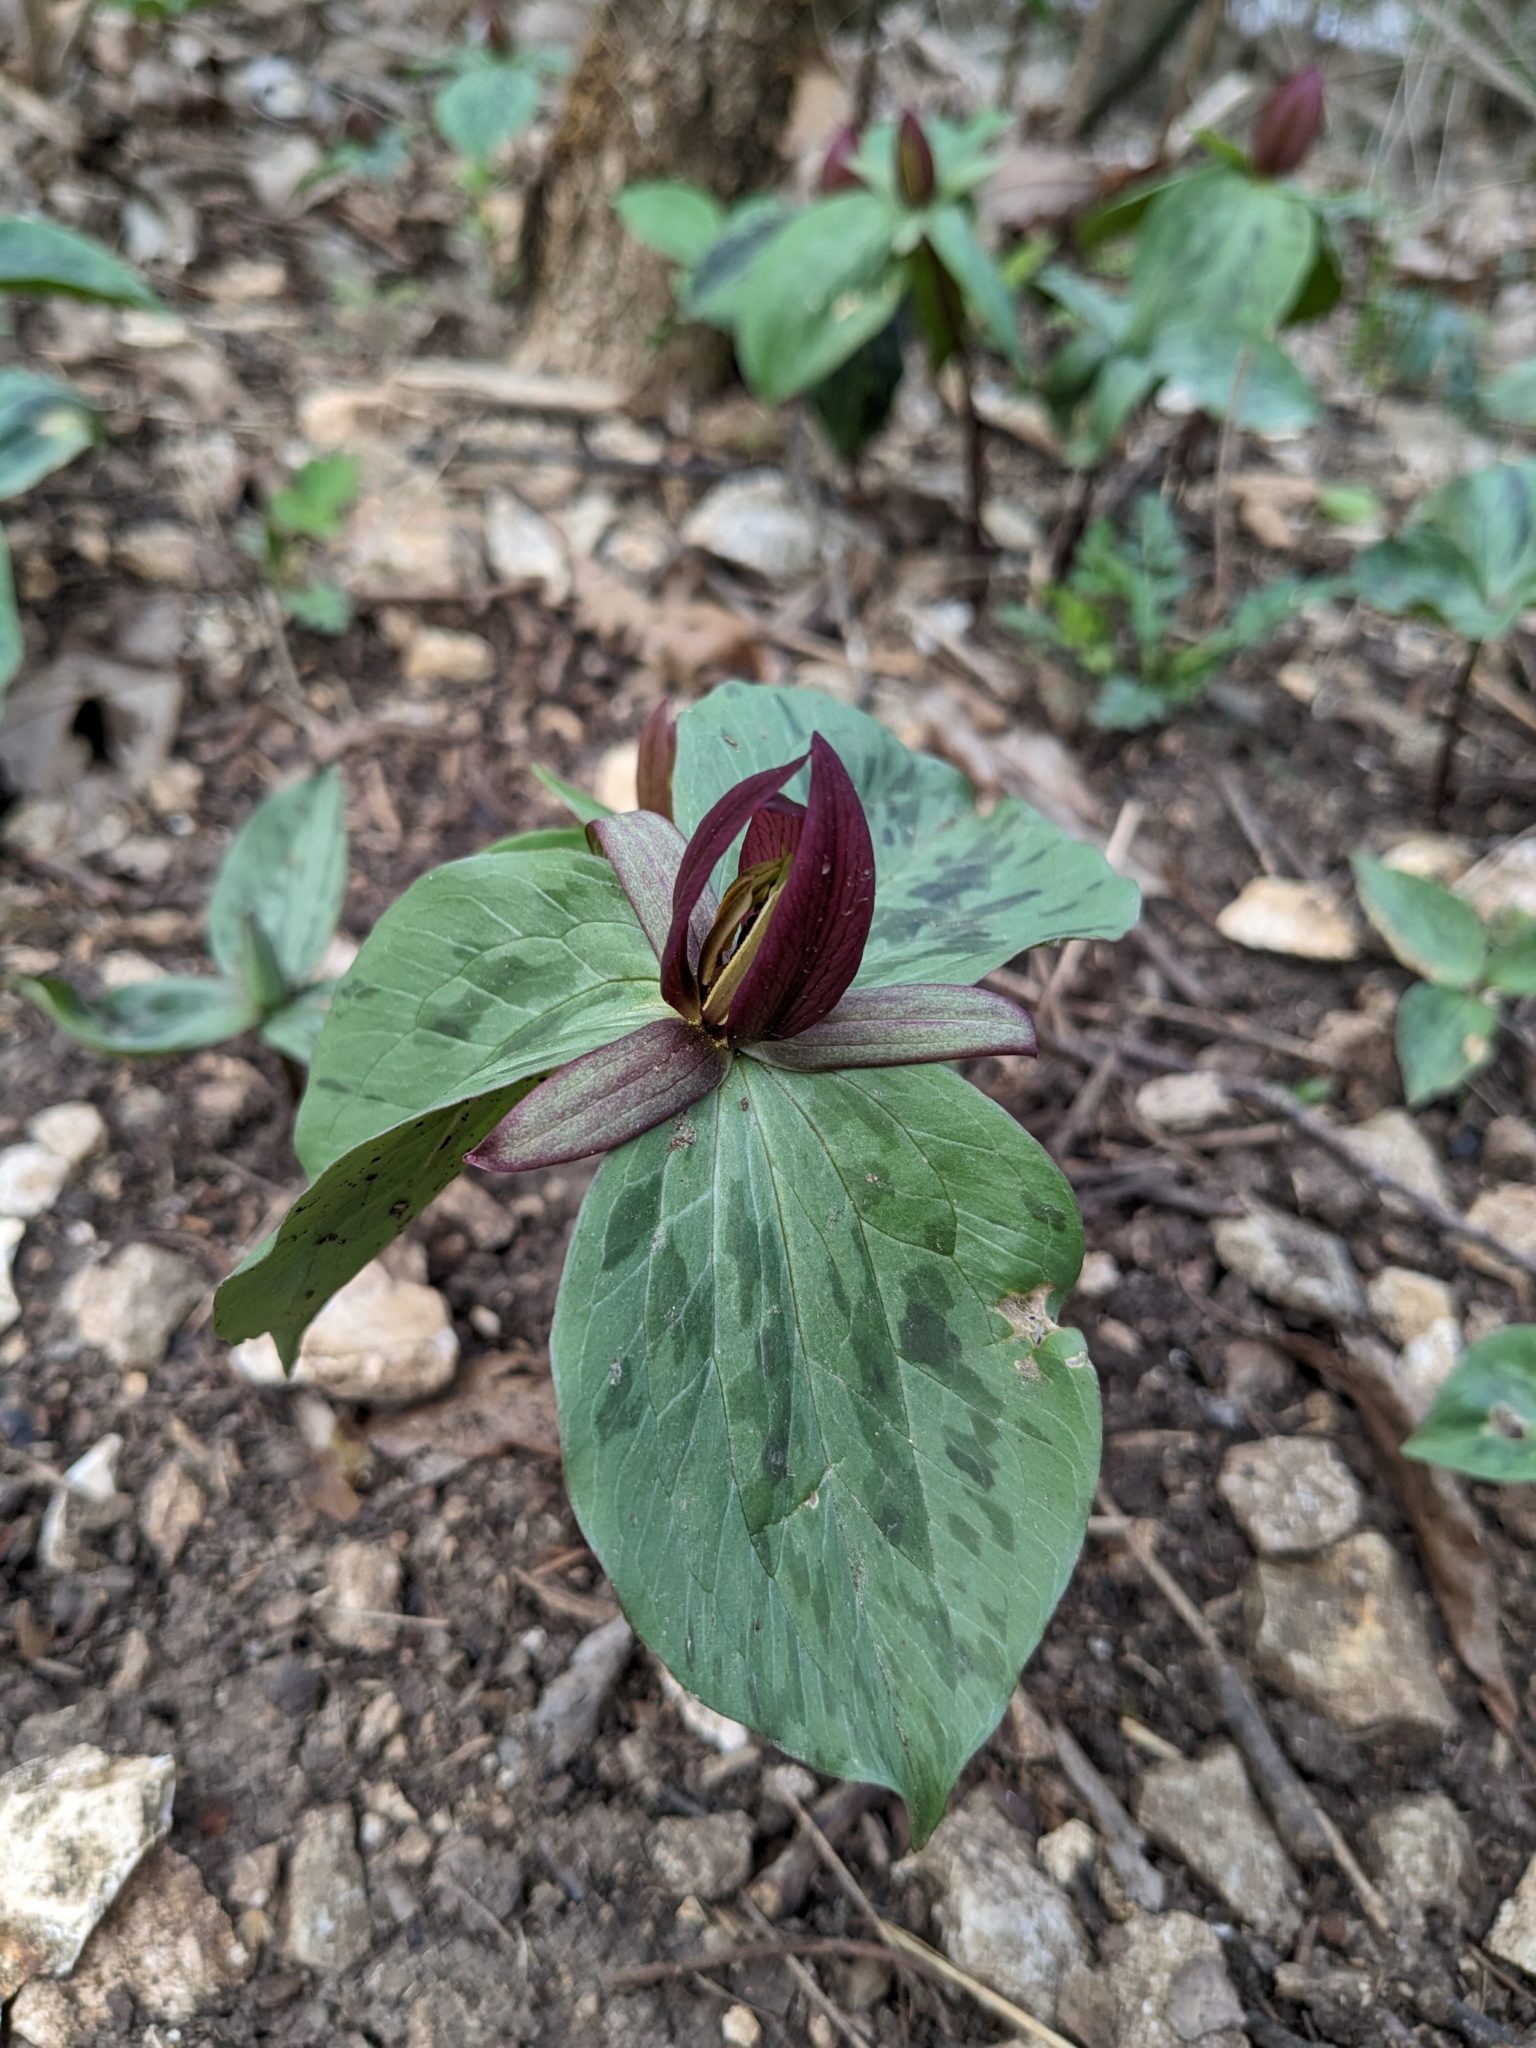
[2,9,1535,2048]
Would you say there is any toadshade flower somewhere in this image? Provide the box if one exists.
[468,732,1037,1174]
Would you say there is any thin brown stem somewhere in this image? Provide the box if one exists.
[1432,637,1483,819]
[956,342,988,566]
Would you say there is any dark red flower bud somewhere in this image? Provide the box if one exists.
[1251,66,1324,177]
[895,109,936,208]
[819,124,864,194]
[636,699,677,821]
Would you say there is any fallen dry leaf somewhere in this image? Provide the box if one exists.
[572,559,761,684]
[1217,877,1362,961]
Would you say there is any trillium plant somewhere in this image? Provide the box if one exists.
[215,684,1138,1837]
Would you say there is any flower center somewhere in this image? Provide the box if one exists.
[697,856,790,1030]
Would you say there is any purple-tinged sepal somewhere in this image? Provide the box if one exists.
[636,699,678,821]
[1251,67,1323,177]
[589,810,698,964]
[749,984,1036,1071]
[467,1018,730,1173]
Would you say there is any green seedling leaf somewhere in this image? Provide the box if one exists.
[268,454,361,543]
[260,981,335,1064]
[1316,482,1380,526]
[616,182,726,269]
[238,913,291,1016]
[19,974,259,1054]
[1396,981,1498,1106]
[0,216,160,308]
[0,529,20,702]
[208,769,348,993]
[721,193,902,403]
[1352,853,1487,989]
[1090,676,1175,730]
[0,370,100,501]
[282,578,352,634]
[1404,1326,1536,1483]
[530,762,615,825]
[432,61,540,166]
[1485,912,1536,997]
[552,1059,1097,1842]
[673,684,1139,984]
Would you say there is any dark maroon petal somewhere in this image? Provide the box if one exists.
[636,699,678,821]
[748,984,1036,1071]
[1251,66,1323,177]
[726,733,875,1044]
[895,109,936,207]
[589,811,704,965]
[741,795,805,869]
[466,1019,729,1173]
[819,124,864,194]
[660,751,807,1018]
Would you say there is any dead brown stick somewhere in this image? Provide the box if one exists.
[737,1897,873,2048]
[1046,1719,1166,1910]
[603,1936,907,1991]
[784,1793,1083,2048]
[1038,800,1143,1030]
[746,1781,880,1919]
[1207,348,1252,626]
[1094,1489,1393,1935]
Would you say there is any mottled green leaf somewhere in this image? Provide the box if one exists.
[616,182,726,270]
[552,1059,1097,1840]
[1396,981,1498,1106]
[0,216,159,307]
[295,847,669,1178]
[281,578,351,634]
[1151,327,1319,432]
[220,847,672,1365]
[673,683,1139,984]
[19,973,258,1053]
[1352,853,1487,989]
[1404,1326,1536,1483]
[1353,461,1536,640]
[214,1085,528,1369]
[208,770,348,991]
[482,825,590,856]
[1129,170,1316,346]
[0,370,100,501]
[925,204,1024,373]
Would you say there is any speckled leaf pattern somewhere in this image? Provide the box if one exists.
[214,1085,527,1369]
[551,1058,1098,1841]
[673,684,1139,985]
[216,848,671,1367]
[295,848,669,1178]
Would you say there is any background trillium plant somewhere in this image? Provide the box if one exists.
[214,683,1139,1839]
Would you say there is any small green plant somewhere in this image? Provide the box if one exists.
[618,112,1023,535]
[429,35,561,211]
[0,216,160,705]
[20,771,348,1064]
[1350,459,1536,805]
[213,682,1139,1839]
[1353,285,1483,418]
[997,493,1319,729]
[1404,1326,1536,1483]
[251,452,360,634]
[1038,69,1340,465]
[1351,852,1536,1105]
